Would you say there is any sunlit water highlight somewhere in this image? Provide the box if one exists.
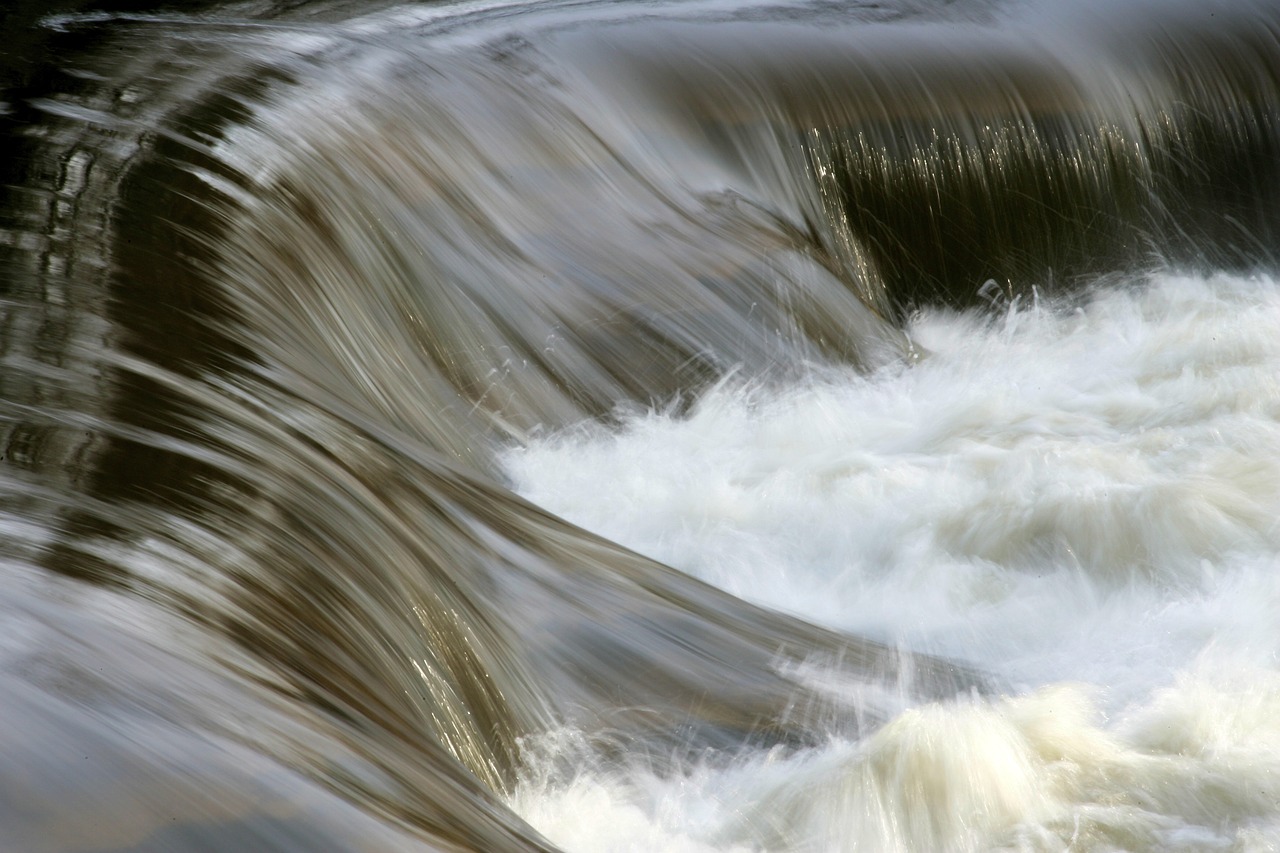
[506,273,1280,851]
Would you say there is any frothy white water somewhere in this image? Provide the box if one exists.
[505,273,1280,851]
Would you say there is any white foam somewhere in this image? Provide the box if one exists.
[506,272,1280,850]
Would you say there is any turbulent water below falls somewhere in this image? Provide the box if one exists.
[508,273,1280,851]
[2,0,1280,850]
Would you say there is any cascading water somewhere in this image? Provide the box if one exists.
[2,0,1278,850]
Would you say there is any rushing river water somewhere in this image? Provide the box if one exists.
[2,0,1280,850]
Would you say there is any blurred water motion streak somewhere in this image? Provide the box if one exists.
[1,0,1278,849]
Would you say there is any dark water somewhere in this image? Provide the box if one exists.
[1,0,1278,849]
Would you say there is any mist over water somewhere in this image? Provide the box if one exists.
[2,0,1279,849]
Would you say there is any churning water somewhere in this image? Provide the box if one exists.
[507,273,1280,851]
[2,0,1279,850]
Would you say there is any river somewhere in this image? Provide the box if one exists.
[2,0,1279,850]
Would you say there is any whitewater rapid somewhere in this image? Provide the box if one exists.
[506,273,1280,851]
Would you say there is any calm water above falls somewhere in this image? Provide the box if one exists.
[2,0,1279,850]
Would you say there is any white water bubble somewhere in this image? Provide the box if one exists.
[506,272,1280,851]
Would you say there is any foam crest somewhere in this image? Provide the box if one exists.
[514,670,1280,851]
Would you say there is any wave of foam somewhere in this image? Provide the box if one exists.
[514,668,1280,851]
[506,272,1280,849]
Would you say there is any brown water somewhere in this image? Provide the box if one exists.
[2,0,1278,849]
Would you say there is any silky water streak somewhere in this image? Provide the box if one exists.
[2,0,1279,850]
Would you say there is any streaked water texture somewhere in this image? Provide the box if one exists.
[2,0,1278,849]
